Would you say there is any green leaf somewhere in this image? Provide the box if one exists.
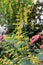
[20,60,33,65]
[34,49,40,53]
[14,43,21,49]
[36,53,43,61]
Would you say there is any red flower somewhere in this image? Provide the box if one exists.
[40,44,43,49]
[0,35,4,41]
[30,35,39,45]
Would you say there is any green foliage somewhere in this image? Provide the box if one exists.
[36,53,43,62]
[19,59,33,65]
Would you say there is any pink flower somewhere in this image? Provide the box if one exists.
[39,31,43,39]
[0,35,4,41]
[40,36,43,39]
[30,35,39,45]
[40,44,43,49]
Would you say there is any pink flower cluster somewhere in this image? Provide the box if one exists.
[30,32,43,49]
[0,35,4,42]
[30,35,39,45]
[40,44,43,49]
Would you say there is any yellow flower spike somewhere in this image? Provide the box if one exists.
[18,41,21,44]
[15,35,20,40]
[30,0,34,3]
[27,52,31,55]
[24,7,28,24]
[14,57,18,60]
[30,56,41,65]
[19,4,22,27]
[16,3,23,42]
[19,55,23,58]
[4,35,9,40]
[24,37,29,41]
[18,48,22,51]
[24,45,28,49]
[16,31,21,35]
[8,61,13,64]
[14,64,16,65]
[4,0,8,3]
[3,61,7,64]
[12,53,18,58]
[22,47,24,50]
[16,0,18,3]
[0,58,2,60]
[9,3,13,17]
[4,34,11,40]
[4,8,6,14]
[16,5,18,8]
[17,59,23,64]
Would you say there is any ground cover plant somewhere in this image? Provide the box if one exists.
[0,0,43,65]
